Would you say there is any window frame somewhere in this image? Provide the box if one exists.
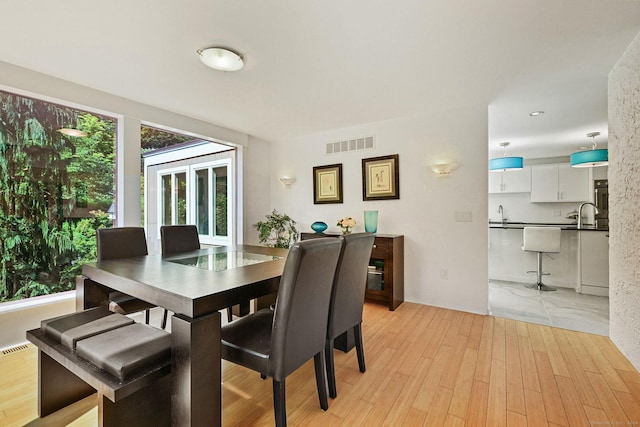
[156,158,233,246]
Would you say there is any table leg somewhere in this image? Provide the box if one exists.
[171,312,221,427]
[76,275,111,311]
[334,329,356,353]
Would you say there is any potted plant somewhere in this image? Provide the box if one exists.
[253,210,299,248]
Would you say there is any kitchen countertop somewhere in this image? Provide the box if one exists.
[489,221,608,231]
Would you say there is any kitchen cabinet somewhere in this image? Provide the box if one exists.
[530,163,591,202]
[580,231,609,296]
[488,166,531,193]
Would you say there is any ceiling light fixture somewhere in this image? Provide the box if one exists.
[529,111,544,117]
[570,132,608,168]
[489,142,524,172]
[197,47,244,71]
[57,128,88,137]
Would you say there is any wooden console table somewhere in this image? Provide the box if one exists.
[300,233,404,311]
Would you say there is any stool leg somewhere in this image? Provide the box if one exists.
[525,252,556,292]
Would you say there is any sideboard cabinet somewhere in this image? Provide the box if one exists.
[300,233,404,311]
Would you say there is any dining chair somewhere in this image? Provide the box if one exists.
[325,232,375,398]
[160,224,235,327]
[97,227,156,325]
[220,237,343,427]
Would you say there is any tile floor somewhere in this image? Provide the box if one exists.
[489,280,610,336]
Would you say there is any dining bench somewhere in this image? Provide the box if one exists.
[26,307,172,426]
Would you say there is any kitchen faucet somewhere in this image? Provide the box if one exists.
[578,202,599,229]
[497,204,507,223]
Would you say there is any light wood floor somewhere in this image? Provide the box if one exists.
[1,302,639,426]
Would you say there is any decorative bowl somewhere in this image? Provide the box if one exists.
[310,221,328,234]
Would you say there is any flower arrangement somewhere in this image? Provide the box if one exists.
[337,216,356,234]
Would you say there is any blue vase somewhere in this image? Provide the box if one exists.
[311,221,328,233]
[364,210,378,233]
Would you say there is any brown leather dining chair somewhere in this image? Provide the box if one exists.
[160,224,234,327]
[97,227,156,325]
[220,237,343,427]
[325,232,375,398]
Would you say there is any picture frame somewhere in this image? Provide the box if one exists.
[313,163,343,204]
[362,154,400,201]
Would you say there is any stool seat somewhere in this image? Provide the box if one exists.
[522,227,561,291]
[523,227,561,253]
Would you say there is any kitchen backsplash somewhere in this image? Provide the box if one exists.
[489,192,595,224]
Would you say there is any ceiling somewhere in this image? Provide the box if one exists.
[1,0,639,160]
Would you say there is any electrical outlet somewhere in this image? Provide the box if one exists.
[441,268,449,280]
[553,210,561,217]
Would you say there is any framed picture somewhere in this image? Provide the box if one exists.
[313,163,343,204]
[362,154,399,201]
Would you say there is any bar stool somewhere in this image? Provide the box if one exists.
[522,226,561,291]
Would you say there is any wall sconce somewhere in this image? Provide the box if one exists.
[429,162,459,177]
[279,176,296,188]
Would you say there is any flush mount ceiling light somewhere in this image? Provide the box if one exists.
[197,47,244,71]
[489,142,524,172]
[570,132,608,168]
[529,110,544,117]
[57,128,88,137]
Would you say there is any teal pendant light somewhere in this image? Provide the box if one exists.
[570,132,608,168]
[490,142,523,172]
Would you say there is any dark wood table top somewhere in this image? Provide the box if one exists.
[82,245,288,318]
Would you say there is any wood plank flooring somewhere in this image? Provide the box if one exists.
[1,302,639,426]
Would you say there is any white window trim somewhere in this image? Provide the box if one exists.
[157,166,190,228]
[156,159,233,246]
[191,158,233,246]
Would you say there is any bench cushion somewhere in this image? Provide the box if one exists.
[41,307,134,349]
[76,323,171,381]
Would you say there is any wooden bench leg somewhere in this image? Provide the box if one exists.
[98,375,171,427]
[39,351,94,417]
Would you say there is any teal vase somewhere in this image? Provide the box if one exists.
[364,210,378,233]
[311,221,328,233]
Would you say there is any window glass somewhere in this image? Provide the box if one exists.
[161,174,172,226]
[196,169,209,234]
[213,166,228,237]
[176,172,187,225]
[0,90,116,302]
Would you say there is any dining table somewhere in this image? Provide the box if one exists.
[77,244,289,426]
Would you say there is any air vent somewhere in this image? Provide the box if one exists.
[2,343,30,356]
[326,136,374,154]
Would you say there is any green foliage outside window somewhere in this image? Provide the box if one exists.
[0,91,115,302]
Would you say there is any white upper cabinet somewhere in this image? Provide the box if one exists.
[488,166,531,193]
[530,163,591,202]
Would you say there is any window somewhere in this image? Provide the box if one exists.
[160,169,188,226]
[0,89,116,302]
[156,158,233,246]
[193,161,231,241]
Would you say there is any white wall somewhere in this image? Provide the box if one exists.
[0,293,75,351]
[608,31,640,370]
[269,104,489,315]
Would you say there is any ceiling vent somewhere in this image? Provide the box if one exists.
[326,136,374,154]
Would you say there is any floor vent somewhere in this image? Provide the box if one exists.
[326,136,374,155]
[2,344,30,356]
